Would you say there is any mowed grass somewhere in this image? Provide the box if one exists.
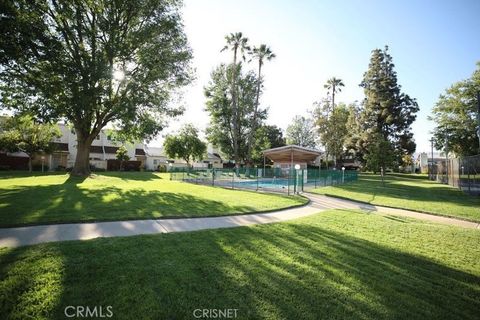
[0,171,306,227]
[0,209,479,319]
[312,173,480,222]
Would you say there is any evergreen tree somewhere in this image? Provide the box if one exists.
[358,46,419,169]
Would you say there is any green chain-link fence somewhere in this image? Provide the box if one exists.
[170,167,358,194]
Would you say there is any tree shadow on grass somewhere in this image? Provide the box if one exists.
[323,174,480,211]
[0,171,67,179]
[0,182,256,227]
[95,171,163,181]
[0,221,478,319]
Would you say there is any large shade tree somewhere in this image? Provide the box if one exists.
[0,0,192,175]
[430,63,480,156]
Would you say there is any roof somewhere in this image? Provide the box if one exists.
[145,147,165,157]
[262,145,322,163]
[135,148,146,156]
[90,146,120,154]
[206,152,221,160]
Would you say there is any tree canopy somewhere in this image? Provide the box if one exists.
[430,63,480,156]
[357,46,419,168]
[0,115,61,171]
[204,63,266,163]
[0,0,192,175]
[251,124,285,164]
[286,115,316,148]
[163,124,206,166]
[314,101,350,166]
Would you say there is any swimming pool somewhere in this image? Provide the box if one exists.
[221,178,311,190]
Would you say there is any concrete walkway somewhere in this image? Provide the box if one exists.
[0,194,478,248]
[304,193,480,229]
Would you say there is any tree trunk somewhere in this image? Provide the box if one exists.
[71,136,92,176]
[231,48,240,168]
[246,61,263,167]
[28,156,32,172]
[332,84,335,111]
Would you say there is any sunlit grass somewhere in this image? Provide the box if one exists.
[0,209,478,319]
[0,172,307,227]
[311,173,480,222]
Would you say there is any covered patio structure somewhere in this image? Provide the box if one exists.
[262,145,322,170]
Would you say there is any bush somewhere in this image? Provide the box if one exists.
[157,164,167,172]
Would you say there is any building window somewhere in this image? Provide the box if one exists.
[96,135,100,140]
[107,135,111,141]
[153,159,158,165]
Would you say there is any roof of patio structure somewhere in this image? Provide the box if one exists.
[262,145,322,163]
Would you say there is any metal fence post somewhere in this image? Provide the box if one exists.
[232,168,234,189]
[287,169,290,195]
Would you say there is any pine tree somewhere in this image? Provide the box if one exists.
[359,46,419,169]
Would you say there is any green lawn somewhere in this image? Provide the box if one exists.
[311,173,480,222]
[0,209,479,319]
[0,172,306,227]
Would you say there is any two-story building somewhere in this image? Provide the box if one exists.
[1,120,223,171]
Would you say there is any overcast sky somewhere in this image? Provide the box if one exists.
[154,0,480,154]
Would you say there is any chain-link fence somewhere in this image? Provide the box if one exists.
[170,167,358,195]
[429,154,480,195]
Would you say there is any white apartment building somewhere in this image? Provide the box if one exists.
[1,120,223,171]
[48,123,146,170]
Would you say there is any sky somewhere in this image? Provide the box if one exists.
[156,0,480,154]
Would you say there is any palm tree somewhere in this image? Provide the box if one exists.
[323,77,344,168]
[246,44,276,166]
[221,32,250,167]
[324,77,344,110]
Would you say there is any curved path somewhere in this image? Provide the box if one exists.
[0,193,478,248]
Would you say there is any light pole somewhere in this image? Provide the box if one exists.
[445,133,449,185]
[342,166,345,183]
[294,164,300,194]
[430,138,434,179]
